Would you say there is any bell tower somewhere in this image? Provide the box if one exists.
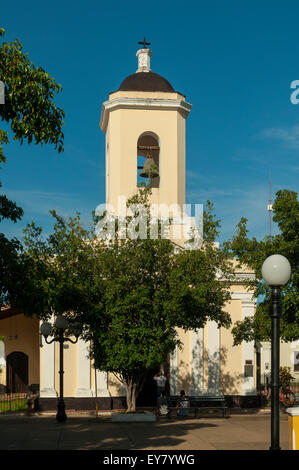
[100,42,192,213]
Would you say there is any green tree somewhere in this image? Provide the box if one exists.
[18,187,233,412]
[0,28,64,306]
[224,189,299,345]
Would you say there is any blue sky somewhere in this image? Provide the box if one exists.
[1,0,298,243]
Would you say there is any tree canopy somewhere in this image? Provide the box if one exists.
[15,187,233,411]
[224,189,299,345]
[0,27,64,306]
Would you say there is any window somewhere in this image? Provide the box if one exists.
[294,352,299,372]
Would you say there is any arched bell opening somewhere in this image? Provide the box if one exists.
[137,132,160,188]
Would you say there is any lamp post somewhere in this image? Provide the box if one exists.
[261,254,291,450]
[40,315,82,422]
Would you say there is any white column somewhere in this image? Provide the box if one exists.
[76,339,93,397]
[39,319,57,398]
[207,321,221,395]
[169,344,178,396]
[261,342,271,386]
[190,329,204,394]
[95,370,110,397]
[242,296,256,395]
[231,292,257,395]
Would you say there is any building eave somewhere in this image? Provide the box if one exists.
[100,97,192,132]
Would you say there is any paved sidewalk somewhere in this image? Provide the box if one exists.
[0,411,290,450]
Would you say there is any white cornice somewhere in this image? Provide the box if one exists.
[216,270,255,284]
[100,97,193,132]
[231,292,255,303]
[229,272,255,283]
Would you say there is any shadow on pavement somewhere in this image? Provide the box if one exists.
[0,414,219,450]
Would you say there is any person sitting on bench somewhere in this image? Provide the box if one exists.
[176,390,190,416]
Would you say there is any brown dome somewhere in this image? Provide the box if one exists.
[118,72,175,92]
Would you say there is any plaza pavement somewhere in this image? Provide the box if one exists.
[0,410,290,450]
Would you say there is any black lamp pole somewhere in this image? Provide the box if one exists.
[43,321,79,423]
[57,329,67,422]
[262,254,291,451]
[270,286,281,451]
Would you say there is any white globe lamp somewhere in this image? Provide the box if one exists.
[262,254,291,286]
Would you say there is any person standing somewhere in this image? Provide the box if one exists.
[153,371,167,398]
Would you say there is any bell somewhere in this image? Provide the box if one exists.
[140,155,159,178]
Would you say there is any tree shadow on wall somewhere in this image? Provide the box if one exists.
[177,338,243,396]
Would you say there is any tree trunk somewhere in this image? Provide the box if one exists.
[125,379,137,412]
[124,373,147,412]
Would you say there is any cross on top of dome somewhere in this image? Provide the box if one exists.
[138,37,151,49]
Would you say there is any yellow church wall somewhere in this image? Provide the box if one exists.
[107,372,124,397]
[220,299,244,395]
[0,314,40,387]
[229,284,250,293]
[106,104,186,211]
[177,112,186,209]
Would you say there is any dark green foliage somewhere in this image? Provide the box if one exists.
[16,187,233,410]
[225,189,299,345]
[0,28,64,307]
[0,29,64,156]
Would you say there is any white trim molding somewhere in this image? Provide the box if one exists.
[231,292,255,302]
[100,97,192,131]
[190,329,204,394]
[39,317,57,398]
[94,370,110,397]
[169,344,178,396]
[75,339,93,397]
[207,321,222,395]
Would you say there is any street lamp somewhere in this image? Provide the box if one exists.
[40,315,82,422]
[262,254,291,450]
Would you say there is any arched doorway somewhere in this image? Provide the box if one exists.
[6,352,28,393]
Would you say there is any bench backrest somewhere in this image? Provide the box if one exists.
[167,395,225,404]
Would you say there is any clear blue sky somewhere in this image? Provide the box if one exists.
[1,0,299,243]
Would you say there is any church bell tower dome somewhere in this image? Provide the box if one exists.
[100,39,192,224]
[118,71,175,93]
[117,40,176,93]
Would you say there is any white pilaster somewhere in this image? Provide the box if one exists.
[169,344,178,396]
[75,339,93,397]
[95,370,110,397]
[232,292,257,395]
[190,329,204,394]
[207,321,221,394]
[39,319,57,398]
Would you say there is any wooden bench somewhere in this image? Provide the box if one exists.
[165,395,228,418]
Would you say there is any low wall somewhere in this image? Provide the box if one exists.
[38,394,261,411]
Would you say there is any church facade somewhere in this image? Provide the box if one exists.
[0,44,259,409]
